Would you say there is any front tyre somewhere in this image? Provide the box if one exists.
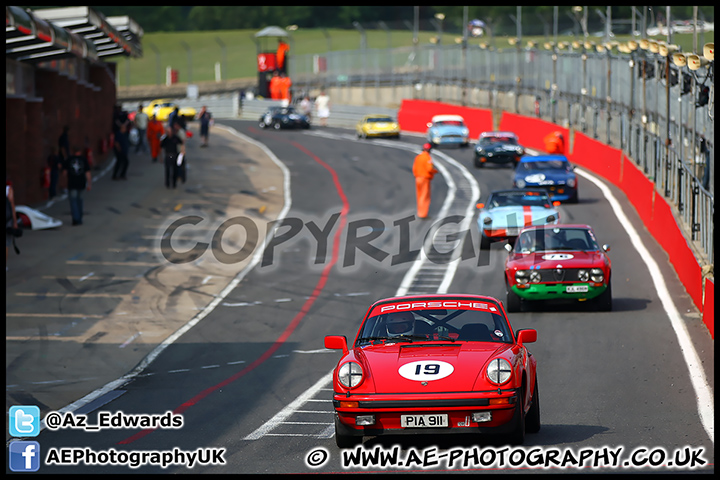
[525,377,541,433]
[508,385,526,445]
[506,285,522,313]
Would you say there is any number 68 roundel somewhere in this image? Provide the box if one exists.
[398,360,454,381]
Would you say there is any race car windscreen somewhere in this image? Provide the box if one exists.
[356,300,512,345]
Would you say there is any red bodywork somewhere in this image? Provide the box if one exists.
[325,294,539,446]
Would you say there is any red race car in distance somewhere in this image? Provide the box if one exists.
[324,294,539,448]
[504,224,612,312]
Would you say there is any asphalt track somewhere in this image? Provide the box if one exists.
[6,119,714,473]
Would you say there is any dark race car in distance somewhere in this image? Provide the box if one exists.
[324,294,540,448]
[474,131,525,168]
[258,106,311,130]
[512,155,578,203]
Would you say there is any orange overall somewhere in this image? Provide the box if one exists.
[146,118,164,161]
[543,131,565,154]
[413,150,438,219]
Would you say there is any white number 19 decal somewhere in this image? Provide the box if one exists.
[399,360,454,381]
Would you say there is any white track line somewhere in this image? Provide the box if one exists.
[575,166,714,444]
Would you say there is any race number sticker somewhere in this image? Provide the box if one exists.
[541,253,574,261]
[398,361,454,381]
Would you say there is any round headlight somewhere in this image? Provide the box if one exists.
[516,179,526,188]
[432,136,441,143]
[515,270,529,284]
[483,216,492,224]
[546,214,556,223]
[590,268,604,283]
[578,269,590,282]
[338,362,363,388]
[487,358,512,385]
[529,271,541,283]
[567,177,577,188]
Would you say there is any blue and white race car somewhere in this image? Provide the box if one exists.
[476,189,561,249]
[426,114,470,148]
[512,155,579,203]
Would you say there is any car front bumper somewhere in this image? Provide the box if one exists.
[332,390,519,436]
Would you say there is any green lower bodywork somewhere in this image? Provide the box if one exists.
[512,283,607,301]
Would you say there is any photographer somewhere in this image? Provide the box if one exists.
[6,182,20,267]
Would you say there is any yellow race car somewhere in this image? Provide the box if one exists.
[356,114,401,139]
[142,99,197,122]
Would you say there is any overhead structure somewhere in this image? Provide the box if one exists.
[6,5,142,63]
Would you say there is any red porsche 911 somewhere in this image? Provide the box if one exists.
[324,294,539,448]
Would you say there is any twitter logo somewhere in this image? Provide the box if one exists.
[9,405,41,437]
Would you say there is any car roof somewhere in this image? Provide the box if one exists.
[431,114,465,122]
[364,114,393,119]
[520,154,569,162]
[480,131,518,138]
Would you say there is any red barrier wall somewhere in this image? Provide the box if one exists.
[397,99,493,139]
[646,193,704,310]
[569,133,623,185]
[703,278,714,338]
[620,156,655,222]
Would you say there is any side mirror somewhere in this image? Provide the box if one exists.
[427,122,433,128]
[324,335,349,355]
[602,244,611,252]
[516,329,537,345]
[504,243,513,253]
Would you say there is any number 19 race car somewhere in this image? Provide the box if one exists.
[324,294,540,448]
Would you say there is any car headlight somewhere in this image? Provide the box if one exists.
[432,136,441,143]
[529,271,541,283]
[578,269,590,282]
[546,214,556,223]
[483,216,492,225]
[590,268,604,283]
[486,358,512,385]
[567,177,577,188]
[462,128,469,136]
[515,270,529,284]
[517,147,524,155]
[338,362,363,388]
[516,179,526,188]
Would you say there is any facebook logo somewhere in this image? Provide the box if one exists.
[9,405,40,437]
[9,441,41,472]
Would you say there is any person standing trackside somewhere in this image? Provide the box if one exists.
[133,104,149,154]
[277,38,289,75]
[315,89,330,127]
[413,143,438,219]
[147,113,164,163]
[160,126,184,189]
[62,146,92,226]
[112,122,130,180]
[198,106,212,147]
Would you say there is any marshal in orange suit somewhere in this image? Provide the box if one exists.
[413,143,439,219]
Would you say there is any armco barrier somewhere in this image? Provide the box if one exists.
[397,99,493,139]
[397,100,713,338]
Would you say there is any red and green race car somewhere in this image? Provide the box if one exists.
[504,224,612,312]
[325,294,540,448]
